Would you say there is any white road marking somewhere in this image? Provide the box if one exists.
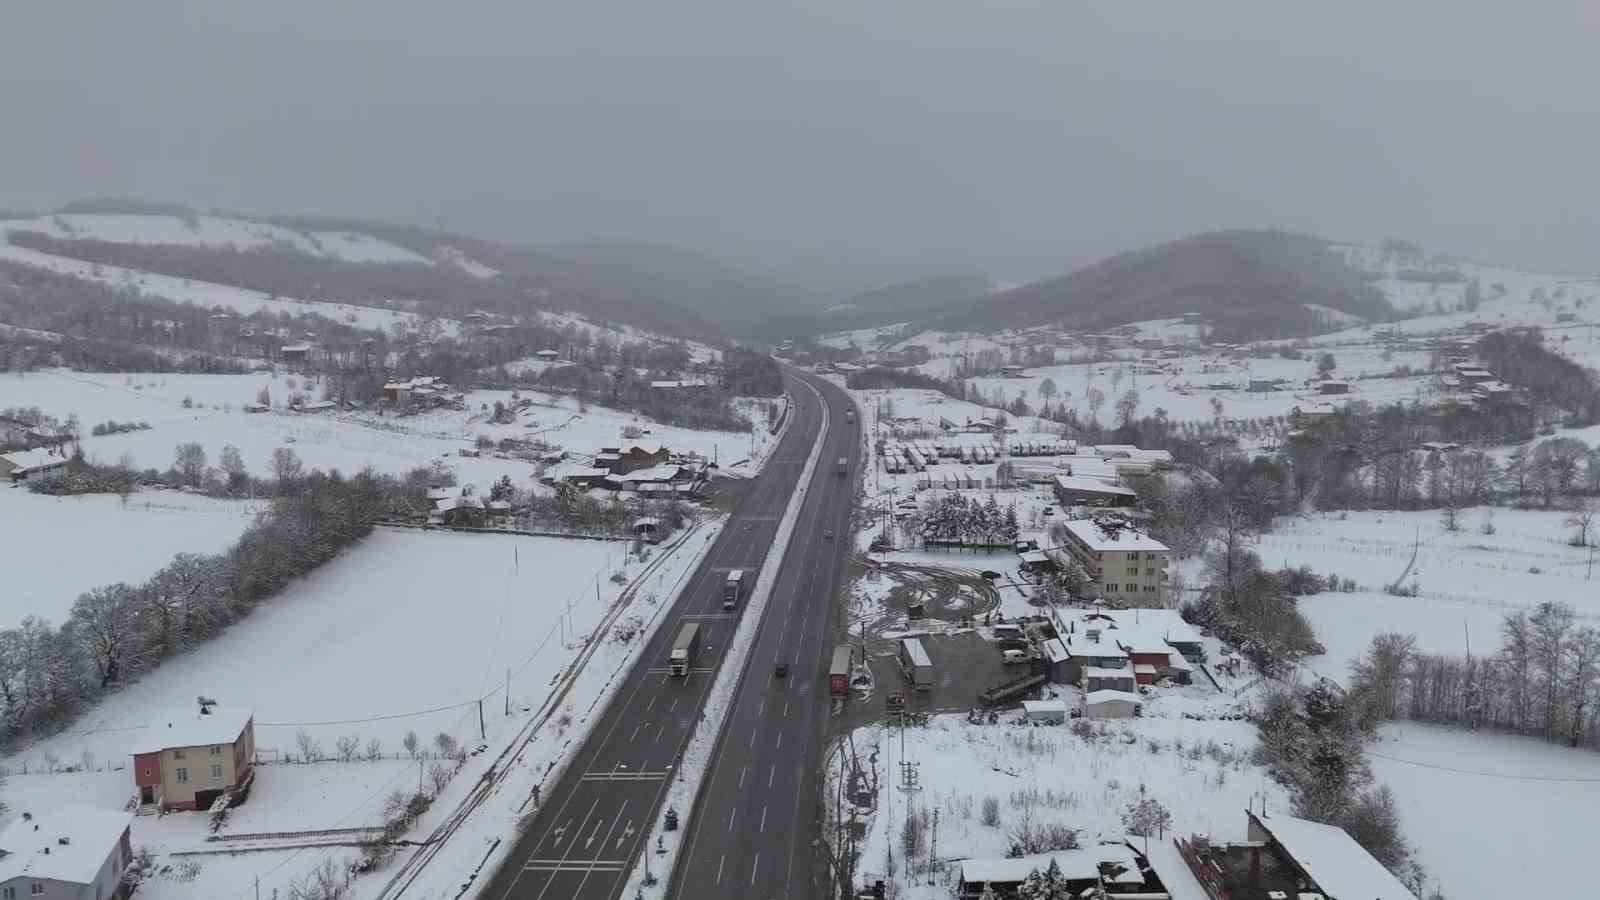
[768,764,776,787]
[751,852,761,885]
[739,766,747,789]
[716,854,726,885]
[728,807,737,831]
[776,730,783,749]
[629,723,643,742]
[760,805,768,832]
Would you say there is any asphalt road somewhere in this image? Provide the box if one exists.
[481,370,857,900]
[666,371,859,900]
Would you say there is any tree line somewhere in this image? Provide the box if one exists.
[0,466,431,746]
[1349,601,1600,751]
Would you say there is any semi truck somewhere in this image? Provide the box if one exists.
[899,637,934,691]
[829,644,853,696]
[670,623,702,677]
[722,569,745,611]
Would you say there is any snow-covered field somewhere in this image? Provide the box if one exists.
[0,490,263,628]
[2,522,725,899]
[0,371,775,485]
[0,242,454,336]
[1367,722,1600,900]
[1246,507,1600,682]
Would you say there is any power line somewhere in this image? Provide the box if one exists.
[1368,750,1600,782]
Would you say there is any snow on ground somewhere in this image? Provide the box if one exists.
[815,323,912,350]
[3,521,725,899]
[1366,722,1600,900]
[433,245,500,279]
[0,490,263,628]
[841,711,1286,899]
[0,371,773,484]
[0,213,432,266]
[0,242,453,336]
[960,345,1439,426]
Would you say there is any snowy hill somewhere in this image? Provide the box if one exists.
[1,213,439,266]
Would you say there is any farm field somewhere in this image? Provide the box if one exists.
[0,489,263,627]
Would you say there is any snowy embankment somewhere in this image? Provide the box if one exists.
[618,381,829,899]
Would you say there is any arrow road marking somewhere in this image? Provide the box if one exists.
[615,819,635,850]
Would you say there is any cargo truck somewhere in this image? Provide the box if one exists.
[722,569,745,611]
[829,644,853,696]
[670,623,702,676]
[899,637,934,690]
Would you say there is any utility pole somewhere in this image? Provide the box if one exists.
[505,668,511,716]
[479,699,486,741]
[928,808,938,886]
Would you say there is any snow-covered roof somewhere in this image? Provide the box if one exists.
[615,464,683,483]
[1065,635,1129,659]
[1052,475,1137,497]
[0,449,69,472]
[1116,630,1174,656]
[130,706,252,755]
[1254,813,1418,900]
[1059,519,1167,552]
[1085,690,1141,705]
[0,805,131,886]
[1133,663,1159,675]
[957,847,1139,885]
[650,379,709,389]
[1021,700,1068,715]
[281,342,311,352]
[1041,638,1070,664]
[1018,550,1051,565]
[1083,666,1135,680]
[633,516,662,527]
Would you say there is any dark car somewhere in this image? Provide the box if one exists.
[774,662,789,678]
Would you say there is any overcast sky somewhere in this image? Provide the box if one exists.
[3,1,1598,291]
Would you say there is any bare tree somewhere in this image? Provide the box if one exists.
[271,446,304,485]
[402,730,419,758]
[1566,502,1598,548]
[295,728,324,763]
[173,442,207,487]
[336,734,360,763]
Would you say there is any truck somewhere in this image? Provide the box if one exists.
[898,637,934,691]
[670,623,702,677]
[829,644,853,696]
[836,456,848,476]
[845,409,856,425]
[722,569,745,612]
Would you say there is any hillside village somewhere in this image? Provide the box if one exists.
[0,205,1596,900]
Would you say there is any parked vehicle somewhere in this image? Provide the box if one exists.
[1002,649,1029,665]
[899,638,934,690]
[829,645,853,696]
[670,623,702,677]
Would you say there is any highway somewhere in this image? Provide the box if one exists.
[481,370,858,900]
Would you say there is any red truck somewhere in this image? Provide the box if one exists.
[828,644,853,696]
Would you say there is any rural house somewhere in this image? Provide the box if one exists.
[130,703,255,812]
[1054,518,1169,601]
[1178,809,1418,900]
[1050,475,1137,508]
[0,449,70,482]
[0,806,134,900]
[595,442,670,475]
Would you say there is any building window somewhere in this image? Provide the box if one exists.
[1146,568,1157,575]
[176,767,189,783]
[1126,566,1138,576]
[1126,583,1137,592]
[173,749,186,760]
[1105,584,1118,592]
[31,886,42,897]
[211,765,223,780]
[4,885,15,898]
[210,745,221,755]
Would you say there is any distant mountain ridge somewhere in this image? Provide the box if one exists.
[757,272,994,341]
[931,229,1395,341]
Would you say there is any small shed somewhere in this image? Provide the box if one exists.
[1084,689,1142,719]
[1318,380,1350,395]
[1082,666,1136,694]
[632,516,663,543]
[1020,699,1068,724]
[1040,638,1071,683]
[1132,662,1160,685]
